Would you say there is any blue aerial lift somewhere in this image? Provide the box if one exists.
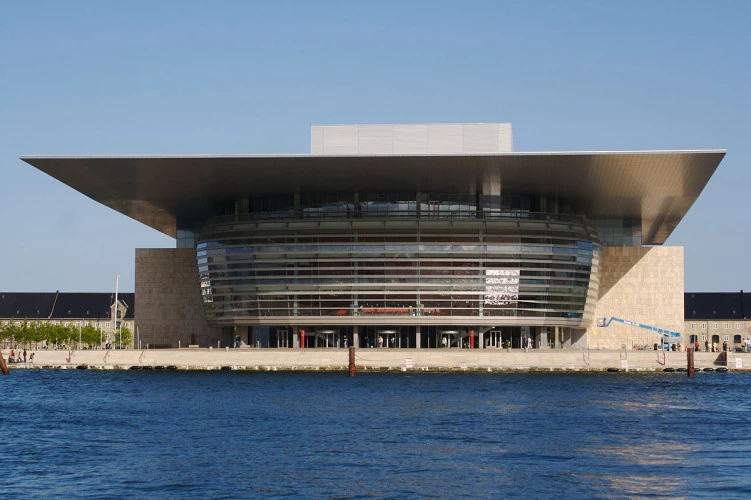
[597,317,682,349]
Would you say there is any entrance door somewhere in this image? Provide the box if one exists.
[377,330,397,348]
[316,329,336,348]
[276,329,289,348]
[488,329,502,348]
[439,330,460,348]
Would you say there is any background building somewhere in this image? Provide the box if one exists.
[22,123,725,349]
[0,292,134,348]
[685,291,751,351]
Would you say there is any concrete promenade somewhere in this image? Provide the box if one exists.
[3,347,750,372]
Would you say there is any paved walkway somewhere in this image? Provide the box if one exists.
[2,348,748,372]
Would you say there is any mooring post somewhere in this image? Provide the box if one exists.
[687,347,695,378]
[348,347,356,377]
[0,353,9,376]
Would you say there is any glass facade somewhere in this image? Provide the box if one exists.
[196,204,601,329]
[176,229,196,249]
[210,192,594,221]
[591,218,641,247]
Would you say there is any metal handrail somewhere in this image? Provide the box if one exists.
[657,349,666,365]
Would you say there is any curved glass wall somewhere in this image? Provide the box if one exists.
[196,211,601,327]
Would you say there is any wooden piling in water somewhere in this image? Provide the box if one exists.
[0,354,9,376]
[348,347,356,377]
[687,347,694,377]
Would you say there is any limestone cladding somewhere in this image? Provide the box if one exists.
[590,246,684,350]
[135,248,221,348]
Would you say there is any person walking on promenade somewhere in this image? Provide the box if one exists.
[23,349,27,363]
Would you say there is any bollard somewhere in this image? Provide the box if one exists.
[348,347,356,377]
[687,347,695,377]
[226,346,229,352]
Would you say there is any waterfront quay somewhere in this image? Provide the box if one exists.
[3,348,749,372]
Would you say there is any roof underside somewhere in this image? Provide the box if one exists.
[21,151,725,245]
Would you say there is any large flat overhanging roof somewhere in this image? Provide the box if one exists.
[21,150,725,245]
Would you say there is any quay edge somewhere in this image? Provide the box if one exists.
[2,348,749,373]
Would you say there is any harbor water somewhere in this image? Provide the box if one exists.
[2,370,751,498]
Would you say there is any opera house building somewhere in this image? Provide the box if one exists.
[22,123,725,350]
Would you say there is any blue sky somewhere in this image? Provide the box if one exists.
[1,0,749,292]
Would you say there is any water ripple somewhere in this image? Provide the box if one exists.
[2,371,751,498]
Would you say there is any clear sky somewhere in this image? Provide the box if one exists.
[1,0,749,293]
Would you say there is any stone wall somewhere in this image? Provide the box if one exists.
[589,246,684,349]
[135,249,221,348]
[11,348,751,372]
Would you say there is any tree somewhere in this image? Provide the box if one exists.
[118,326,133,348]
[50,323,76,349]
[26,321,45,348]
[0,321,11,346]
[2,320,23,347]
[80,324,100,348]
[15,319,31,348]
[39,322,56,348]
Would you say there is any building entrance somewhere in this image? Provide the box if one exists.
[439,330,458,348]
[275,328,290,348]
[377,329,398,348]
[495,327,524,349]
[487,329,502,348]
[314,329,337,348]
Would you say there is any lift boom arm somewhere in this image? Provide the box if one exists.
[597,317,681,338]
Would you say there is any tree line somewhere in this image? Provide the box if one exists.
[0,320,132,349]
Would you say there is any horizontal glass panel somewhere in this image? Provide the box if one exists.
[198,210,599,323]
